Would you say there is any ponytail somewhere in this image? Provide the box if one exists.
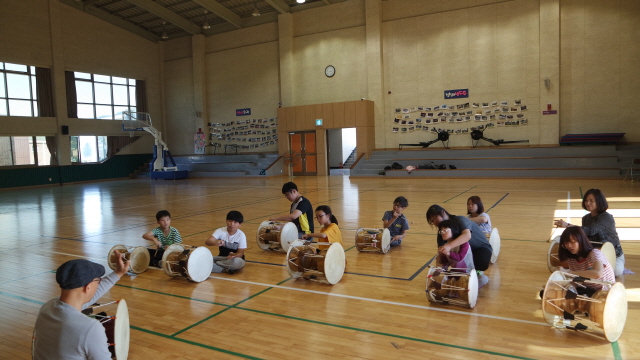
[315,205,339,225]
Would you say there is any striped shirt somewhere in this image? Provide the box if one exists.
[152,226,183,248]
[567,249,615,290]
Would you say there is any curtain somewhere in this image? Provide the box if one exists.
[45,136,58,165]
[107,135,141,158]
[65,71,77,118]
[35,67,55,117]
[135,80,147,113]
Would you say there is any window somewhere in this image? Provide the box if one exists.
[0,62,38,117]
[74,72,136,120]
[70,136,108,163]
[0,136,52,166]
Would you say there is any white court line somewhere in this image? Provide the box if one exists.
[208,276,548,327]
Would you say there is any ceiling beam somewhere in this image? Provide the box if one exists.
[192,0,242,29]
[83,0,103,6]
[264,0,290,14]
[60,0,158,42]
[126,0,202,34]
[322,0,332,4]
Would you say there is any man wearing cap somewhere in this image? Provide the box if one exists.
[32,252,129,360]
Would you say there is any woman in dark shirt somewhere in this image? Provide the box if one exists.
[554,188,624,277]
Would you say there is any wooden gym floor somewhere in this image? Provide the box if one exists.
[1,176,639,359]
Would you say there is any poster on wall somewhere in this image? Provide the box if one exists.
[194,132,206,154]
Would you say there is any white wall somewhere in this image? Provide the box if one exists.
[342,128,357,163]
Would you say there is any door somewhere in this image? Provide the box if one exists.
[289,131,317,176]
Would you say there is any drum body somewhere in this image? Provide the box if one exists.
[541,271,627,342]
[354,228,391,254]
[548,237,617,274]
[488,228,500,263]
[161,245,213,282]
[286,240,346,285]
[425,267,478,308]
[256,221,298,252]
[108,245,150,274]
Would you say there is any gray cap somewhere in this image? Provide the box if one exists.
[56,259,106,289]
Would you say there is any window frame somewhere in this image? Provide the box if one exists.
[74,72,136,120]
[0,62,39,117]
[0,136,52,167]
[70,135,108,164]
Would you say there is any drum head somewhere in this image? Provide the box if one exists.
[489,228,500,263]
[600,242,617,276]
[256,221,274,250]
[161,244,185,277]
[107,245,128,271]
[541,271,566,325]
[467,270,478,308]
[114,299,130,360]
[324,243,346,285]
[286,240,306,278]
[186,247,214,283]
[381,229,391,254]
[602,282,627,342]
[547,237,561,273]
[129,247,150,274]
[280,222,299,252]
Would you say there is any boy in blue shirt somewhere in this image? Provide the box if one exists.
[382,196,410,246]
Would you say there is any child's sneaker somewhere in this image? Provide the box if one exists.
[477,271,489,288]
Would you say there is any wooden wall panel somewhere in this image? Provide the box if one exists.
[315,129,327,176]
[355,101,367,127]
[322,103,334,129]
[305,105,317,129]
[332,102,345,127]
[294,106,306,131]
[343,101,356,128]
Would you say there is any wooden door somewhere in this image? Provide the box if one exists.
[289,131,316,176]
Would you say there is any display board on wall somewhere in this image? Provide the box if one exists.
[208,117,278,151]
[391,100,529,135]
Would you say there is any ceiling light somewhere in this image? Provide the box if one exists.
[202,10,211,29]
[252,0,260,16]
[160,21,169,40]
[297,0,306,3]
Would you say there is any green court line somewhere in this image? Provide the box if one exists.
[132,326,263,360]
[235,307,537,360]
[443,185,478,203]
[171,286,274,337]
[114,284,228,306]
[344,245,355,252]
[0,291,45,305]
[612,341,622,360]
[4,284,540,359]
